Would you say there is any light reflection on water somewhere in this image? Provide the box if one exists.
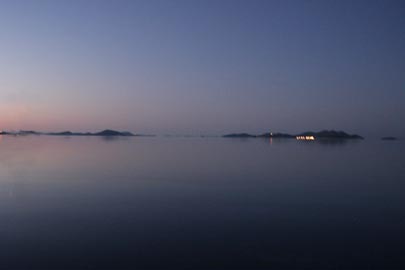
[0,136,404,269]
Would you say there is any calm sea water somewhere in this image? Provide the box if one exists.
[1,135,404,269]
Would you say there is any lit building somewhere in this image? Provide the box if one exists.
[296,136,315,141]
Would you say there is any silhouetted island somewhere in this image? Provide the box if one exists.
[49,130,135,136]
[296,130,363,139]
[223,130,364,140]
[0,129,135,136]
[381,137,397,141]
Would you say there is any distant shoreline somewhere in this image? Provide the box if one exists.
[0,129,401,140]
[223,130,364,140]
[0,129,144,137]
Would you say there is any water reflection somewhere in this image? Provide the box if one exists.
[0,136,404,269]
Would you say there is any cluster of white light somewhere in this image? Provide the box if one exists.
[296,136,315,141]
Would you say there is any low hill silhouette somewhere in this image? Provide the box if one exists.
[223,130,363,139]
[0,129,135,137]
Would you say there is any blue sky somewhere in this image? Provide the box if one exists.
[0,0,404,136]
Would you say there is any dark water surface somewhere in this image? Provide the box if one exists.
[1,136,404,269]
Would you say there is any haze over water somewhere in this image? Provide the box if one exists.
[1,135,404,269]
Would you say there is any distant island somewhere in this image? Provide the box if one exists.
[0,129,136,137]
[0,129,368,140]
[223,130,364,140]
[381,137,397,141]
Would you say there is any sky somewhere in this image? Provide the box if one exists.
[0,0,404,136]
